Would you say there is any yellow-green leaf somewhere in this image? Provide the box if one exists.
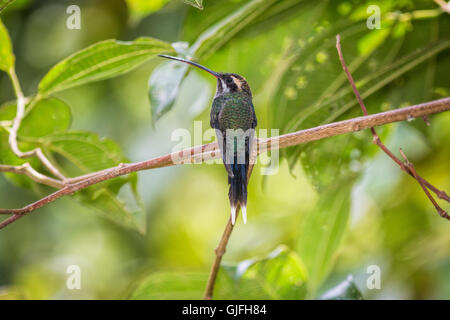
[0,18,14,72]
[39,37,174,95]
[125,0,169,22]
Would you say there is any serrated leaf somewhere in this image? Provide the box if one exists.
[129,272,208,299]
[20,97,72,137]
[297,183,351,295]
[0,97,71,190]
[319,276,364,300]
[129,246,307,300]
[0,18,14,72]
[267,6,450,180]
[215,245,308,300]
[183,0,203,10]
[39,37,174,95]
[149,59,189,123]
[41,131,145,231]
[149,41,191,123]
[43,132,124,173]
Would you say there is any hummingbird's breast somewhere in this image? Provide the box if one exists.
[211,92,256,132]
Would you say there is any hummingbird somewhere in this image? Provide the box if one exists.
[158,55,257,225]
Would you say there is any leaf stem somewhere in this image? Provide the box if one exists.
[6,67,66,181]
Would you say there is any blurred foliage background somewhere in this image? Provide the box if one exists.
[0,0,449,299]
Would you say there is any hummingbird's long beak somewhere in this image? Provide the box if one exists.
[158,54,220,78]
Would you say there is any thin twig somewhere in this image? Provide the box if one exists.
[399,149,448,219]
[0,163,63,188]
[204,159,257,300]
[7,68,66,181]
[336,34,449,218]
[204,213,237,300]
[0,98,449,227]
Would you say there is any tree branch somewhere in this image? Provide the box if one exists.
[204,214,237,300]
[399,149,448,219]
[0,97,449,229]
[0,163,63,188]
[336,34,449,218]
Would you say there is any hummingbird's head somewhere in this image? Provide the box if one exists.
[215,73,252,98]
[158,55,252,98]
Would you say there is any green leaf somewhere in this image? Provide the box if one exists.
[190,0,278,59]
[149,42,190,123]
[149,61,189,123]
[215,245,308,299]
[0,18,14,72]
[43,132,124,173]
[1,98,144,231]
[319,276,364,300]
[128,246,307,300]
[20,97,72,137]
[125,0,169,22]
[183,0,203,10]
[0,100,16,121]
[41,132,145,231]
[129,272,208,299]
[0,0,32,13]
[39,38,174,95]
[296,183,351,295]
[0,129,43,190]
[268,7,450,177]
[0,97,72,191]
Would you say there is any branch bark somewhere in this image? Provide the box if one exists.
[336,34,449,217]
[1,97,449,229]
[204,214,237,300]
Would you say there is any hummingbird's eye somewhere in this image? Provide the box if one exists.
[226,77,233,84]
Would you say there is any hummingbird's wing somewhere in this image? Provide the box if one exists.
[214,129,234,178]
[211,98,235,178]
[247,101,257,180]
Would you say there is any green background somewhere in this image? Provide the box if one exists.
[0,0,449,299]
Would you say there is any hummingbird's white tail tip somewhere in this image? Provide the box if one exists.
[242,206,247,224]
[231,206,236,225]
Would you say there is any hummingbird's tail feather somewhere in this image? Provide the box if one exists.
[241,205,247,224]
[228,163,248,225]
[230,205,236,225]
